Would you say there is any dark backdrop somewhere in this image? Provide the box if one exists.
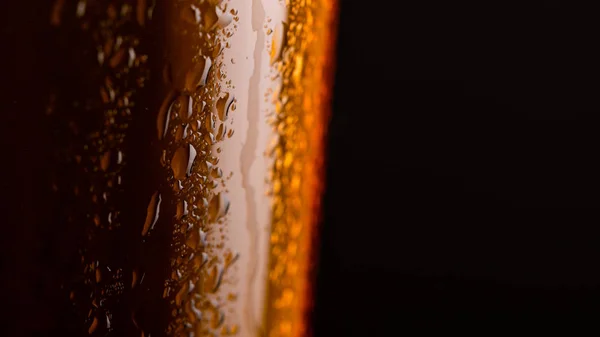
[313,0,600,336]
[1,0,599,336]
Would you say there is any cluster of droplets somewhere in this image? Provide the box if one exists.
[148,1,241,336]
[263,0,335,336]
[48,0,153,335]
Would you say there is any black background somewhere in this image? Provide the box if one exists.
[1,0,600,336]
[314,0,600,336]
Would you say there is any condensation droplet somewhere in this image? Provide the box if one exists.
[175,281,190,306]
[214,93,234,122]
[216,7,233,28]
[181,4,201,24]
[180,95,193,120]
[97,50,105,65]
[197,197,209,209]
[95,267,102,283]
[270,22,286,64]
[192,251,208,271]
[128,47,136,67]
[157,91,177,140]
[100,151,111,171]
[204,132,216,145]
[141,192,161,236]
[208,193,230,222]
[176,200,189,220]
[199,160,213,175]
[211,167,223,179]
[216,123,226,141]
[205,114,216,132]
[76,0,86,18]
[171,144,197,180]
[88,316,98,334]
[185,56,212,92]
[205,264,224,293]
[186,229,200,250]
[109,48,126,68]
[209,307,225,329]
[136,0,147,26]
[132,270,138,288]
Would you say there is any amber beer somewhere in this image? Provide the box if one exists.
[30,0,337,336]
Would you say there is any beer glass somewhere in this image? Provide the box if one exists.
[2,0,337,336]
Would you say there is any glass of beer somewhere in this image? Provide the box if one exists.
[7,0,338,336]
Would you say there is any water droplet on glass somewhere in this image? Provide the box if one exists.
[197,197,209,209]
[205,115,215,132]
[128,47,136,67]
[214,93,234,122]
[192,251,208,271]
[175,125,185,142]
[171,144,197,179]
[211,167,223,179]
[76,0,86,18]
[270,22,287,65]
[200,3,218,29]
[175,281,189,306]
[181,5,201,25]
[100,151,111,171]
[136,0,147,26]
[176,200,188,220]
[193,119,201,132]
[184,56,212,91]
[132,270,138,288]
[205,264,224,293]
[109,48,126,68]
[209,307,225,329]
[212,42,223,58]
[203,132,216,145]
[178,95,193,120]
[216,8,233,28]
[216,123,226,141]
[141,192,161,236]
[157,91,177,140]
[97,50,105,65]
[187,298,203,321]
[186,229,200,250]
[199,160,213,175]
[88,316,99,334]
[208,193,230,222]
